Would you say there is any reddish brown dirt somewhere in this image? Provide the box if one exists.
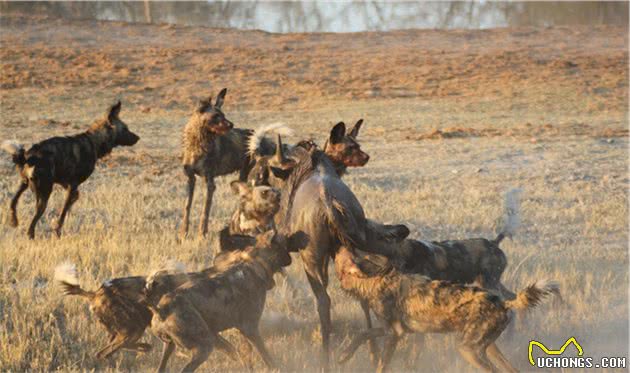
[1,14,627,113]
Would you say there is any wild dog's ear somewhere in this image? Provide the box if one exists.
[219,226,255,252]
[256,229,276,248]
[196,97,212,113]
[107,101,122,122]
[349,119,363,138]
[215,88,227,109]
[330,122,346,144]
[356,254,392,277]
[286,231,309,252]
[230,180,250,197]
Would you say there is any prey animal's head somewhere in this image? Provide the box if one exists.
[194,88,233,135]
[247,134,298,188]
[324,120,369,173]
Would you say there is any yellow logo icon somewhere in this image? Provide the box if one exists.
[528,337,584,366]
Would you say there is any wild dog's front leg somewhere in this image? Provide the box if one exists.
[240,328,276,370]
[9,181,27,227]
[180,168,196,239]
[376,332,400,373]
[360,299,381,366]
[338,327,386,364]
[54,186,79,237]
[198,175,216,238]
[156,341,175,373]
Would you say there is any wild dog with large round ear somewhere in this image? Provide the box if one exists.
[1,101,139,239]
[324,120,370,174]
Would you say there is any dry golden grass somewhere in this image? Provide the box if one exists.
[0,15,627,373]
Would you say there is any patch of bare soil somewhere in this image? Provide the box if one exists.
[407,123,629,141]
[0,14,627,116]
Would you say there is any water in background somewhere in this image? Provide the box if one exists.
[1,1,628,32]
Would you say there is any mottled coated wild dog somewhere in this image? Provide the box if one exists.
[180,89,292,238]
[335,247,558,373]
[372,189,524,300]
[53,262,185,359]
[2,101,139,239]
[228,181,280,235]
[144,230,298,372]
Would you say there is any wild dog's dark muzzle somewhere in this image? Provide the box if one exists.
[119,131,140,146]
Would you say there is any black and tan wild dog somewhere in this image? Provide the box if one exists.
[1,101,139,239]
[335,247,558,373]
[144,230,299,372]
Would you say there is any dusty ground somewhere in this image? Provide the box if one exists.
[0,14,628,372]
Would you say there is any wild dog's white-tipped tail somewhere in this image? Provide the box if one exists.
[495,188,522,244]
[247,123,294,157]
[161,259,187,274]
[146,259,187,284]
[505,279,559,311]
[54,262,79,286]
[1,140,23,155]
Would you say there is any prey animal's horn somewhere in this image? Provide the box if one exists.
[274,134,285,162]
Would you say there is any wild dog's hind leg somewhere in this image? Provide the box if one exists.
[457,345,496,372]
[198,175,216,238]
[9,180,27,227]
[54,185,79,237]
[180,167,196,239]
[27,180,52,239]
[486,343,517,373]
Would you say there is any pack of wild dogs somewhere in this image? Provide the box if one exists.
[2,89,563,372]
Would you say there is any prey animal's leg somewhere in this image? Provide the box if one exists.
[9,180,27,227]
[198,175,215,238]
[338,327,386,364]
[180,168,196,239]
[54,185,79,237]
[157,341,175,373]
[304,267,332,371]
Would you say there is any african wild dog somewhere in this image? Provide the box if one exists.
[54,247,255,361]
[179,88,291,238]
[144,230,301,372]
[1,101,139,239]
[228,180,280,236]
[53,261,186,359]
[370,189,525,300]
[334,247,558,373]
[323,120,369,176]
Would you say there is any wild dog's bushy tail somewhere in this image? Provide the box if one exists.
[504,280,559,311]
[320,185,365,252]
[247,123,294,156]
[54,262,95,299]
[1,140,26,167]
[494,188,522,245]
